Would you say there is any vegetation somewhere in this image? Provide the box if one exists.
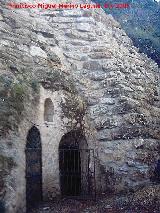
[42,69,77,94]
[94,0,160,66]
[0,74,40,137]
[60,92,86,123]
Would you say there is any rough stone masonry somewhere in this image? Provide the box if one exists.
[0,0,160,212]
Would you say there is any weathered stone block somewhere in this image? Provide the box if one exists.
[83,61,101,70]
[30,46,47,58]
[89,52,112,59]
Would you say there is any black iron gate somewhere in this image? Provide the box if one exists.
[26,148,42,211]
[59,148,96,199]
[25,126,42,211]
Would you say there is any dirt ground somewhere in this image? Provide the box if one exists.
[30,193,160,213]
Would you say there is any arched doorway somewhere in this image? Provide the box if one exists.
[25,126,42,211]
[59,130,96,198]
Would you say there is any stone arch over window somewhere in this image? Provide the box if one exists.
[44,98,54,122]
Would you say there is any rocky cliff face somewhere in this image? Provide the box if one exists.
[0,0,160,212]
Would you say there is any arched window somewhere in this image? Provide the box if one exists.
[44,98,54,122]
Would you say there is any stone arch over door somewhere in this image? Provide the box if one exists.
[25,126,42,211]
[59,130,92,198]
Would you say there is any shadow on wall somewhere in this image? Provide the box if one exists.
[0,201,5,213]
[150,159,160,183]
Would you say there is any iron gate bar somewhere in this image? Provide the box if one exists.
[93,149,96,199]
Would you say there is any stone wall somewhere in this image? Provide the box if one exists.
[30,0,159,193]
[37,86,89,201]
[0,83,88,213]
[0,0,160,212]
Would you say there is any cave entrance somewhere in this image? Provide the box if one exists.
[25,126,42,211]
[59,130,96,199]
